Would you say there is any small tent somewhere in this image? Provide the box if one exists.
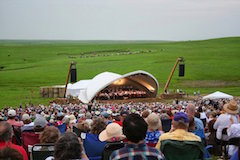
[202,91,233,100]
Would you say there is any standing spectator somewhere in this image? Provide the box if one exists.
[198,107,208,128]
[0,121,28,160]
[110,113,164,160]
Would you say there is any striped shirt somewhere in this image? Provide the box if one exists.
[110,142,165,160]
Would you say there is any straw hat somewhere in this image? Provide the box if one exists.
[99,123,125,142]
[146,113,161,130]
[223,100,239,114]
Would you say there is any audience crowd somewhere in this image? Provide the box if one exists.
[0,97,240,160]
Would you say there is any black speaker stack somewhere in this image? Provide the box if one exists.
[179,64,185,77]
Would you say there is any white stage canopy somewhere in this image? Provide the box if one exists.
[203,91,233,100]
[66,70,159,103]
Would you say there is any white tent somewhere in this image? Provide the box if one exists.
[203,91,233,100]
[66,80,91,97]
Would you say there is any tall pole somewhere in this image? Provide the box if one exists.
[163,57,182,94]
[64,62,73,98]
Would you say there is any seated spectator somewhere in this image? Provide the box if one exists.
[55,112,64,126]
[99,123,125,142]
[156,112,203,160]
[207,111,221,156]
[0,121,28,160]
[21,115,47,156]
[160,110,170,120]
[0,146,24,160]
[145,113,162,147]
[112,114,122,126]
[186,103,205,141]
[99,123,126,160]
[7,109,23,127]
[33,114,48,132]
[39,126,60,144]
[85,112,93,127]
[46,132,88,160]
[110,113,164,160]
[141,110,150,121]
[68,114,77,130]
[156,112,201,148]
[227,123,240,156]
[76,121,90,133]
[21,113,34,132]
[214,100,239,141]
[188,115,196,132]
[83,117,107,159]
[102,111,112,124]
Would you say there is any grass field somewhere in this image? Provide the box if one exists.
[0,37,240,107]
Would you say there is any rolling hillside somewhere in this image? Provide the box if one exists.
[0,37,240,107]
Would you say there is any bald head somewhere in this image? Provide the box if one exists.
[186,103,195,116]
[0,121,13,142]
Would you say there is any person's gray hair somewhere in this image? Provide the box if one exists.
[172,120,189,130]
[0,121,13,141]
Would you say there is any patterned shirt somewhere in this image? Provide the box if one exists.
[110,142,165,160]
[145,130,161,144]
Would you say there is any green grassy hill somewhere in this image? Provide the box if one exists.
[0,37,240,107]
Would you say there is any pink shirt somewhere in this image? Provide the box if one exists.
[7,119,23,127]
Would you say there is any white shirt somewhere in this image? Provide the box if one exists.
[213,113,239,140]
[228,123,240,138]
[200,112,208,120]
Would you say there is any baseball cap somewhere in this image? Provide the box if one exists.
[8,109,16,117]
[34,115,48,128]
[174,112,189,123]
[22,113,30,121]
[103,112,109,118]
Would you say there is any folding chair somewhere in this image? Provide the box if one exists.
[12,125,22,145]
[21,131,40,157]
[73,126,81,137]
[220,128,229,159]
[229,137,240,160]
[102,141,125,160]
[31,143,55,160]
[160,140,204,160]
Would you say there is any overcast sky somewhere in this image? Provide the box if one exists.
[0,0,240,40]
